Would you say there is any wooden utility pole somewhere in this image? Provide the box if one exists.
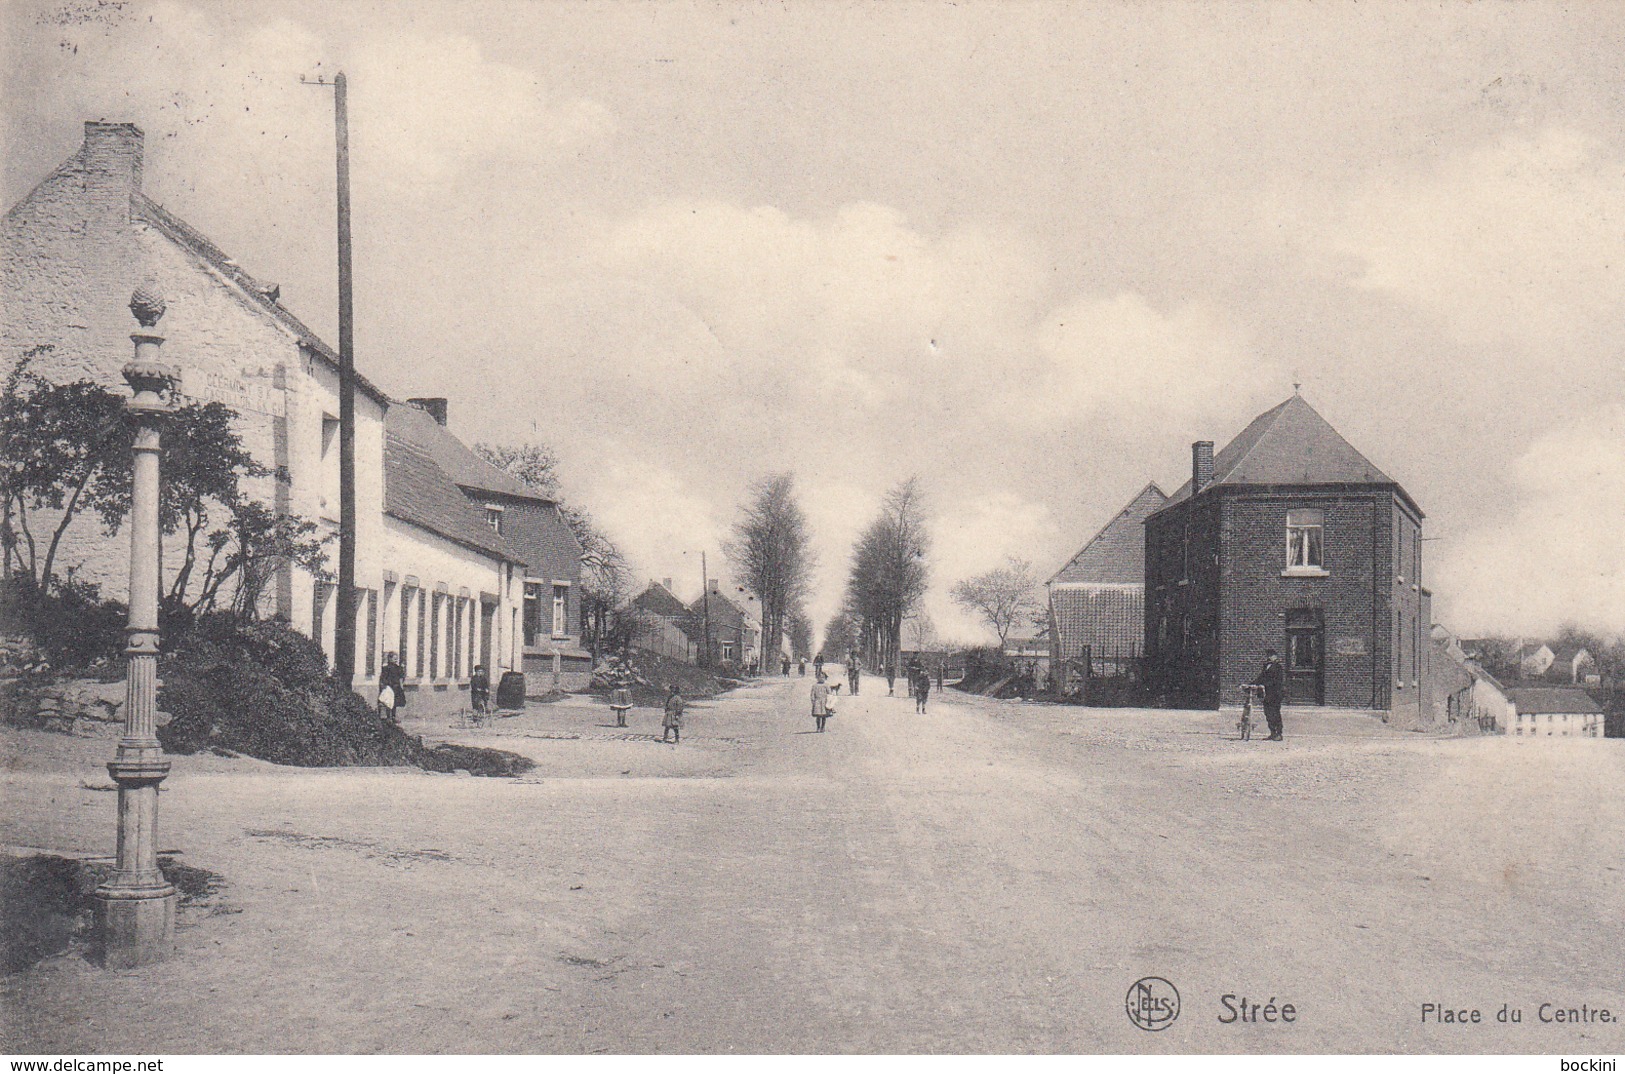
[333,72,358,682]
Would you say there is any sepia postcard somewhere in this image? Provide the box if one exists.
[1,0,1621,1061]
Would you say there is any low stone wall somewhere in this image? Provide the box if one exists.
[1,677,127,737]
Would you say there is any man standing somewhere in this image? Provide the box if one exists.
[847,652,860,696]
[1253,649,1285,741]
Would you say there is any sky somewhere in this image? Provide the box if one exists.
[4,0,1623,644]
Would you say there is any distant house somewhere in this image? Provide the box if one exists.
[630,579,700,663]
[1504,687,1606,739]
[688,580,761,672]
[386,401,589,691]
[1143,393,1431,716]
[1047,483,1166,694]
[1003,628,1050,689]
[1545,644,1598,685]
[1517,643,1556,680]
[1429,626,1516,733]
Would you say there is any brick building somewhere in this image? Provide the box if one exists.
[1046,483,1166,694]
[1143,394,1431,716]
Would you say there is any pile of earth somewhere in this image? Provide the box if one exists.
[589,650,735,705]
[157,614,531,777]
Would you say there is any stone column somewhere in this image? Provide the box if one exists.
[96,287,179,968]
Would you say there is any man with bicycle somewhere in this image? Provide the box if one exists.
[1252,648,1285,741]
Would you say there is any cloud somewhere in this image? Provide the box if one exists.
[1433,404,1625,635]
[1285,127,1625,351]
[1034,293,1264,429]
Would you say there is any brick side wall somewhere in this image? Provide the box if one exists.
[1144,496,1222,706]
[1218,492,1392,709]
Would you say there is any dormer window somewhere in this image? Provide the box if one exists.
[485,505,504,535]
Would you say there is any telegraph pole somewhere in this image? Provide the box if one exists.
[304,70,357,681]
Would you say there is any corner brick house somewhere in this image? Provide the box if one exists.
[1046,483,1167,694]
[1143,394,1431,717]
[2,121,536,712]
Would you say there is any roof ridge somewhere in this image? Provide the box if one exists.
[1047,483,1167,586]
[132,194,390,404]
[1213,395,1296,485]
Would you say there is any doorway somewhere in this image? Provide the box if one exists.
[1285,608,1324,705]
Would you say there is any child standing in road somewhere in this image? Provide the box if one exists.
[811,673,832,733]
[610,676,633,728]
[914,668,931,714]
[662,684,685,744]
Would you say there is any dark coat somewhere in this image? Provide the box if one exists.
[1254,660,1285,704]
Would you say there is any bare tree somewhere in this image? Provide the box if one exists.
[843,476,929,675]
[951,557,1043,646]
[723,473,816,675]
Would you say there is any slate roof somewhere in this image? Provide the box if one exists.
[132,195,389,404]
[633,581,692,619]
[384,418,527,564]
[1155,394,1419,517]
[386,402,544,502]
[1505,687,1604,715]
[1049,483,1167,586]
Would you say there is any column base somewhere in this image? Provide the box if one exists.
[96,885,177,968]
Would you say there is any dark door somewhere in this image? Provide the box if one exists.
[1285,610,1324,704]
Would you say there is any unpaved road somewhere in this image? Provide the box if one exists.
[4,675,1622,1053]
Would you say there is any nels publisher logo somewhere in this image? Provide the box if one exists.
[1126,976,1181,1032]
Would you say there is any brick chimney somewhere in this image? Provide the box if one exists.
[1192,440,1215,493]
[662,577,673,592]
[408,397,449,426]
[78,122,144,218]
[708,579,720,596]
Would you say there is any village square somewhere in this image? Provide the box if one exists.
[2,0,1623,1059]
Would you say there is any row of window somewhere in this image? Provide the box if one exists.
[1512,712,1602,737]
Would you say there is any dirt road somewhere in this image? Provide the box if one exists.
[4,675,1622,1053]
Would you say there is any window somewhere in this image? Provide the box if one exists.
[553,585,569,638]
[416,590,427,679]
[1286,509,1324,571]
[485,506,503,535]
[320,415,340,516]
[430,593,442,679]
[365,589,378,677]
[523,582,542,647]
[399,587,413,676]
[1288,631,1319,671]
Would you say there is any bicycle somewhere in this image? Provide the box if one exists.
[1237,683,1263,741]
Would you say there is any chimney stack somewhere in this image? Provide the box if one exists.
[708,578,719,596]
[408,397,449,427]
[1192,440,1215,493]
[79,122,144,220]
[662,577,673,592]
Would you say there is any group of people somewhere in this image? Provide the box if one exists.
[376,653,491,723]
[807,656,934,731]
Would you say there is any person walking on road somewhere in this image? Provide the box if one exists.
[847,652,860,696]
[662,683,685,744]
[1252,649,1285,741]
[811,673,833,733]
[609,676,633,728]
[886,664,897,695]
[378,652,406,723]
[813,652,825,679]
[914,667,932,713]
[798,658,806,677]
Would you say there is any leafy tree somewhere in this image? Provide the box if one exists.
[1,354,326,617]
[724,473,816,675]
[950,557,1043,646]
[471,441,563,499]
[842,477,929,675]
